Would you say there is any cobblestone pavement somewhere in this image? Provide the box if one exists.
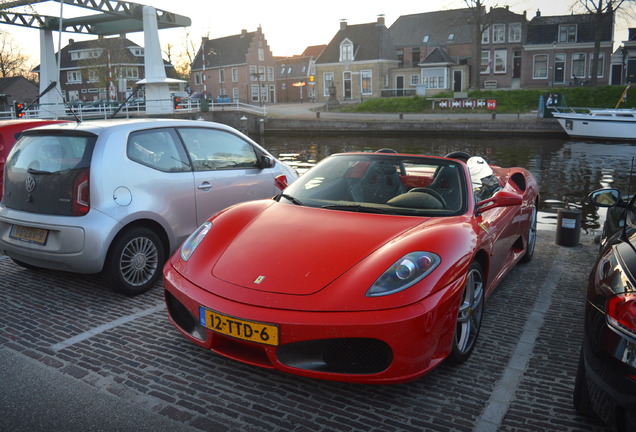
[0,229,614,431]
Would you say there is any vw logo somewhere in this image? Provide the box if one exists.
[25,175,36,193]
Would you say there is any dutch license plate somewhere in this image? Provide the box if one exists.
[200,307,279,346]
[9,224,49,245]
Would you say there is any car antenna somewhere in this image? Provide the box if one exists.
[628,157,635,199]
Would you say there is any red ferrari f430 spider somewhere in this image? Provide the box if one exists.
[163,151,539,384]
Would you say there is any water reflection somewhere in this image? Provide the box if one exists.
[259,132,636,231]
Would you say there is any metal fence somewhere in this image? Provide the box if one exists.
[0,98,266,120]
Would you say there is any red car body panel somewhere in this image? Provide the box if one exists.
[163,152,539,384]
[0,119,68,200]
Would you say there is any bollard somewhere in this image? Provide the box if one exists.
[555,208,581,246]
[399,113,404,120]
[316,111,320,118]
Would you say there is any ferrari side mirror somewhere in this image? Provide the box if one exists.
[275,174,289,191]
[476,190,523,214]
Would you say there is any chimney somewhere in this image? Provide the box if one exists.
[377,15,385,26]
[340,19,347,30]
[241,29,248,36]
[536,9,541,17]
[69,38,75,45]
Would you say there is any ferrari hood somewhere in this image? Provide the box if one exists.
[212,204,426,295]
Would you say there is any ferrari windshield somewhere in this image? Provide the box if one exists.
[281,154,468,216]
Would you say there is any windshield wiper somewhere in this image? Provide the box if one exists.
[321,204,396,214]
[27,168,60,175]
[280,193,303,206]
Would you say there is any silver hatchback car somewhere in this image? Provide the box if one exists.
[0,119,297,295]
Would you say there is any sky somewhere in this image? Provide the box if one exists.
[2,0,634,64]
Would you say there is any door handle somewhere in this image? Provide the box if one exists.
[197,182,212,190]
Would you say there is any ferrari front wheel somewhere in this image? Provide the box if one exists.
[449,262,484,364]
[520,204,538,263]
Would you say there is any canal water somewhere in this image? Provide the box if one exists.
[258,132,636,232]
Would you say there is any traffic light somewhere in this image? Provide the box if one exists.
[173,95,181,110]
[14,101,25,118]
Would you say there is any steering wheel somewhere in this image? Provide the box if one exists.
[409,187,447,209]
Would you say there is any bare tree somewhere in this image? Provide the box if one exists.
[576,0,630,87]
[462,1,490,89]
[0,29,35,80]
[163,29,198,82]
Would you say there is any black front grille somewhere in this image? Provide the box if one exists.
[277,338,392,374]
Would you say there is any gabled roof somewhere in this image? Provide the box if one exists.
[0,76,30,92]
[276,56,313,79]
[316,19,398,64]
[302,45,326,58]
[526,12,613,44]
[389,8,480,48]
[422,47,457,65]
[192,30,257,70]
[61,37,145,69]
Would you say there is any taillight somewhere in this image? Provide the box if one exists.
[72,169,90,216]
[606,293,636,339]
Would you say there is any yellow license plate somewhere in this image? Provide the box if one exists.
[10,225,49,245]
[199,308,279,346]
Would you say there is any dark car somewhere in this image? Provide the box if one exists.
[573,188,636,431]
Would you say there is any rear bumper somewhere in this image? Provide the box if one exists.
[0,207,118,273]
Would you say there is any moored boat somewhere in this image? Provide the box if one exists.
[552,108,636,140]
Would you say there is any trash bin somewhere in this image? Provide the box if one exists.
[555,208,581,246]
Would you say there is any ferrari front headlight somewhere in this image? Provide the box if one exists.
[180,222,212,261]
[366,252,441,297]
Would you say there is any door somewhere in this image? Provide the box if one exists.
[453,70,462,92]
[554,54,565,84]
[176,127,276,225]
[343,71,352,99]
[396,76,404,97]
[513,51,522,79]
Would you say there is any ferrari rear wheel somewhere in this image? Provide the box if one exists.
[449,262,484,364]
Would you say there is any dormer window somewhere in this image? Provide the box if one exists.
[423,35,429,43]
[340,39,354,62]
[558,24,577,43]
[448,33,454,41]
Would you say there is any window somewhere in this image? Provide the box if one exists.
[448,33,454,41]
[481,26,490,44]
[88,69,99,83]
[67,71,82,84]
[533,54,548,79]
[258,66,265,81]
[481,51,491,74]
[194,73,201,85]
[396,49,404,67]
[423,35,429,43]
[492,24,505,43]
[267,67,274,81]
[494,49,507,73]
[340,39,354,62]
[177,128,258,172]
[249,65,257,81]
[559,24,577,43]
[258,48,265,61]
[422,68,447,89]
[509,23,522,43]
[361,70,372,95]
[412,48,420,66]
[127,129,189,173]
[232,68,238,82]
[410,74,420,85]
[572,53,586,78]
[251,84,260,102]
[115,67,139,79]
[232,88,239,100]
[323,72,334,97]
[219,69,225,83]
[589,53,605,78]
